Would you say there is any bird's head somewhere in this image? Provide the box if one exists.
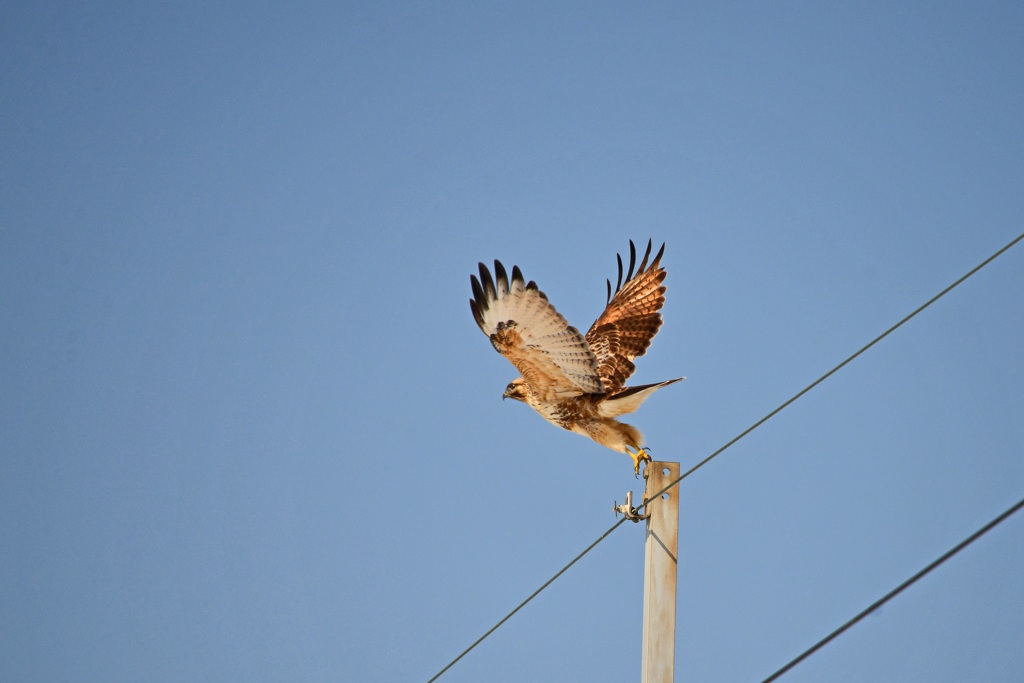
[503,378,529,402]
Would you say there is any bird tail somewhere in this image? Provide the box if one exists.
[597,377,684,418]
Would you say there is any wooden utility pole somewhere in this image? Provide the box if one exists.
[641,461,680,683]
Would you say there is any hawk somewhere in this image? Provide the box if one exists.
[470,239,683,474]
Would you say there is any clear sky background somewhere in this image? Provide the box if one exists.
[2,3,1023,682]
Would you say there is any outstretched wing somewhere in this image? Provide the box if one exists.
[585,240,668,394]
[470,261,605,401]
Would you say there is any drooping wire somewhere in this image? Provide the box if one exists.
[641,230,1024,508]
[428,231,1023,682]
[760,495,1024,682]
[426,518,628,683]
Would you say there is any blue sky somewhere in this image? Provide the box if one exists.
[2,2,1022,681]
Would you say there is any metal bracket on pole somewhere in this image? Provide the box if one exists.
[641,461,680,683]
[613,489,650,522]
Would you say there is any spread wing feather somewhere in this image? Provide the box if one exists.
[585,239,668,394]
[471,261,605,401]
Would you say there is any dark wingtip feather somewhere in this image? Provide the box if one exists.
[637,239,653,273]
[606,278,612,304]
[470,273,485,306]
[470,271,489,330]
[615,252,624,293]
[652,242,665,268]
[469,298,483,328]
[511,265,524,287]
[478,262,496,301]
[625,239,637,282]
[493,260,509,295]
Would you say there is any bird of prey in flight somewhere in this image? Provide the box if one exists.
[470,239,682,474]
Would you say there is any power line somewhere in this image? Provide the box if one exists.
[426,518,628,683]
[428,231,1023,681]
[761,495,1024,682]
[641,230,1024,508]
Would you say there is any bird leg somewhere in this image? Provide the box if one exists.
[629,447,652,478]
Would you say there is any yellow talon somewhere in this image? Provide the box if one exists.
[630,447,652,477]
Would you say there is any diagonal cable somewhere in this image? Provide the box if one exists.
[641,230,1024,508]
[426,518,627,683]
[761,495,1024,682]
